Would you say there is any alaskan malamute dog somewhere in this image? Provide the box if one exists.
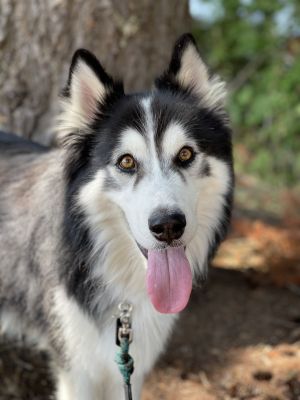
[0,34,233,399]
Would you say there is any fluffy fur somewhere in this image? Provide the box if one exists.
[0,34,233,399]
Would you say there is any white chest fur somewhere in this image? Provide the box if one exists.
[53,288,176,394]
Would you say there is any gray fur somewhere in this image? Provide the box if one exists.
[0,138,64,352]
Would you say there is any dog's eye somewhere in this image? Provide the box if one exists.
[176,147,194,165]
[118,154,136,171]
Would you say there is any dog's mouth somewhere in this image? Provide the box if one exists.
[136,242,192,315]
[137,243,148,259]
[137,243,186,259]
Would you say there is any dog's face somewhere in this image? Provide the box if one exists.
[59,34,233,313]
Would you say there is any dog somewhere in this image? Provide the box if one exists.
[0,33,233,399]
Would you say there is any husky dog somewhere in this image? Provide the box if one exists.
[0,34,233,399]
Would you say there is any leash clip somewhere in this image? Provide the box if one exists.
[116,302,133,346]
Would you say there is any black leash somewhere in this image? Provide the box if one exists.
[115,303,134,400]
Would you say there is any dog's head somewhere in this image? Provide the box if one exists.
[59,34,233,314]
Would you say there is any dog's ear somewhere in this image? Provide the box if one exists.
[155,34,226,110]
[57,49,124,146]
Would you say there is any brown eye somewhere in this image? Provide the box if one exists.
[118,154,136,171]
[178,147,194,163]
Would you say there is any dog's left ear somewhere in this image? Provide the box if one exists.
[57,49,124,146]
[155,33,226,110]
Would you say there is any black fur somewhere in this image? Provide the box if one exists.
[151,91,232,164]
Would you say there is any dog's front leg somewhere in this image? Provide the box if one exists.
[56,368,101,400]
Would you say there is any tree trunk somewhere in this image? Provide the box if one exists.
[0,0,190,144]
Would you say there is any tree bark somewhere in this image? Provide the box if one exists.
[0,0,190,144]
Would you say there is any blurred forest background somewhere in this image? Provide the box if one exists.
[192,0,300,188]
[0,1,300,399]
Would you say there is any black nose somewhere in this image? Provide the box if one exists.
[148,211,186,244]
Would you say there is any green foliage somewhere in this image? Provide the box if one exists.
[192,0,300,186]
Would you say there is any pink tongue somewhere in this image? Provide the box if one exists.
[146,247,192,314]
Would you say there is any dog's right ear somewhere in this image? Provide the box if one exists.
[57,49,124,146]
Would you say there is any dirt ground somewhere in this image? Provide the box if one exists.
[1,180,300,400]
[143,267,300,400]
